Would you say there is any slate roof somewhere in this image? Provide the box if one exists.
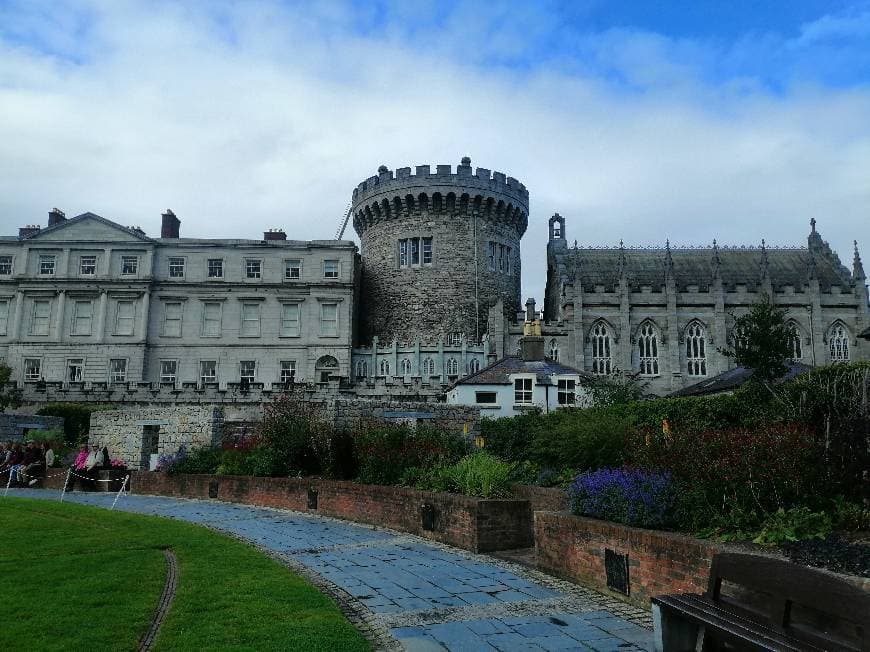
[668,362,811,398]
[451,355,590,387]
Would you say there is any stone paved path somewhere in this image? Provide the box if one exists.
[8,489,653,651]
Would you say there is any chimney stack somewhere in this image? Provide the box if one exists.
[48,208,66,227]
[19,225,41,239]
[264,228,287,241]
[161,209,180,238]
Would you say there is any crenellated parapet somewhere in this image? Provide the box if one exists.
[352,157,529,237]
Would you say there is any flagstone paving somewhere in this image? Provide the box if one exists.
[9,488,653,651]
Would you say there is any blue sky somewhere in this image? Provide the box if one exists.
[1,0,869,302]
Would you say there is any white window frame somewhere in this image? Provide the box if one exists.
[207,258,224,278]
[71,300,93,336]
[549,339,559,362]
[446,358,459,376]
[245,258,262,279]
[199,360,218,385]
[398,240,408,267]
[39,255,55,276]
[200,302,222,338]
[24,358,41,382]
[0,255,12,275]
[79,255,97,276]
[30,300,51,336]
[638,322,660,376]
[0,300,8,335]
[280,303,301,337]
[159,359,178,384]
[422,237,433,265]
[410,238,420,265]
[320,303,338,337]
[239,302,261,337]
[115,300,135,336]
[162,302,183,337]
[685,321,708,377]
[284,259,302,280]
[279,360,296,384]
[591,322,612,375]
[446,332,462,347]
[66,358,84,383]
[514,376,534,405]
[239,360,256,383]
[557,377,577,406]
[109,358,128,383]
[168,257,185,278]
[323,260,340,279]
[121,255,138,276]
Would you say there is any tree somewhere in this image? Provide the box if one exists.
[720,294,792,384]
[0,362,21,411]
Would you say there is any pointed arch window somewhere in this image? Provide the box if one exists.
[355,360,368,379]
[379,359,391,376]
[829,323,850,363]
[400,358,412,375]
[548,339,559,362]
[638,322,659,376]
[590,322,612,375]
[468,358,481,374]
[446,358,459,376]
[686,322,707,377]
[422,357,435,376]
[787,322,803,361]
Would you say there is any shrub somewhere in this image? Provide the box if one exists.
[751,507,833,546]
[568,468,678,529]
[530,408,629,471]
[405,452,516,498]
[169,446,222,475]
[36,403,114,447]
[156,445,187,472]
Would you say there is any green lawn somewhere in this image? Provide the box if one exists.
[0,498,370,651]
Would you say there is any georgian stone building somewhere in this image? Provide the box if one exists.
[0,210,358,388]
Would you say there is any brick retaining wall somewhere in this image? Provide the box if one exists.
[125,472,531,553]
[511,484,568,512]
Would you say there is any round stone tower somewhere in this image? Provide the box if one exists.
[352,157,528,344]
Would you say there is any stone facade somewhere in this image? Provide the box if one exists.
[0,413,64,441]
[352,158,527,344]
[88,405,223,469]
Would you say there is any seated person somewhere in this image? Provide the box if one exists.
[64,444,89,491]
[19,441,42,485]
[84,444,104,489]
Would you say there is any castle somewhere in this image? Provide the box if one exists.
[1,156,867,404]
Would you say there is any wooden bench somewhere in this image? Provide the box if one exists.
[651,552,869,651]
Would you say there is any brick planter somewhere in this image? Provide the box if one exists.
[128,472,533,553]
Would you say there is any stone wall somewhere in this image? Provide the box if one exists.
[128,472,532,553]
[88,406,223,469]
[327,399,480,436]
[0,413,64,441]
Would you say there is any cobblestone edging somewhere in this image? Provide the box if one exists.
[138,548,179,651]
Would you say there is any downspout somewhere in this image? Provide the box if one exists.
[544,383,549,414]
[473,207,480,342]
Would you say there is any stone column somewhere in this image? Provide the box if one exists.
[11,291,24,338]
[95,291,108,340]
[54,291,66,342]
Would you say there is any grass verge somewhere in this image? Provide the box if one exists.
[0,497,370,651]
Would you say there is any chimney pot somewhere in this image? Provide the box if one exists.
[161,210,180,238]
[263,229,287,241]
[48,208,66,227]
[19,225,41,238]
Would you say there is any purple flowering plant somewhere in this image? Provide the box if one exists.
[155,445,187,472]
[568,467,678,530]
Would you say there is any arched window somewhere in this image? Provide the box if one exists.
[400,358,412,375]
[548,339,559,362]
[422,357,435,376]
[446,358,459,376]
[637,322,659,376]
[685,322,707,376]
[315,355,339,383]
[829,323,850,363]
[468,358,481,374]
[355,360,367,379]
[787,322,802,361]
[590,322,612,375]
[379,359,391,376]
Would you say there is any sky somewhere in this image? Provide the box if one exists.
[1,0,869,303]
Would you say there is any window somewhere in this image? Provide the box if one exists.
[399,240,408,267]
[168,257,185,278]
[355,360,368,379]
[239,360,256,383]
[207,258,223,278]
[829,323,850,363]
[788,323,803,361]
[284,259,301,280]
[72,300,93,336]
[280,303,301,337]
[411,238,420,265]
[320,303,338,336]
[557,378,576,406]
[422,357,435,376]
[488,242,496,270]
[422,237,433,265]
[446,332,462,346]
[591,322,612,375]
[638,322,659,376]
[280,361,296,384]
[67,359,84,383]
[115,301,135,336]
[159,360,177,384]
[323,260,339,279]
[121,256,138,275]
[400,358,412,375]
[498,244,506,273]
[379,359,391,376]
[245,259,261,279]
[162,302,183,337]
[30,300,51,336]
[468,358,481,374]
[0,255,12,275]
[514,377,533,404]
[199,361,217,384]
[316,355,338,383]
[144,425,160,456]
[686,322,707,376]
[446,358,459,376]
[109,359,127,383]
[240,302,260,337]
[475,391,497,404]
[201,302,222,337]
[79,255,96,276]
[505,246,512,274]
[39,255,55,276]
[0,300,8,335]
[24,358,41,381]
[399,237,433,268]
[548,339,559,362]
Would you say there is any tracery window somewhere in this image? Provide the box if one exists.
[638,322,659,376]
[548,339,559,362]
[468,358,481,374]
[787,323,802,361]
[686,321,707,377]
[400,358,412,375]
[446,358,459,376]
[355,360,368,379]
[829,323,850,363]
[422,357,435,376]
[590,322,612,375]
[379,359,391,376]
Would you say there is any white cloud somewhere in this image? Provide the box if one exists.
[0,0,868,306]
